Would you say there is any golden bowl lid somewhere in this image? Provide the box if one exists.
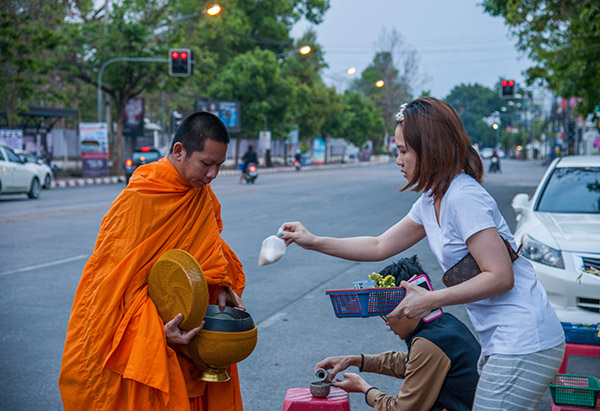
[148,249,208,331]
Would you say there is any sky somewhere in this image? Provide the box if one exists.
[290,0,533,99]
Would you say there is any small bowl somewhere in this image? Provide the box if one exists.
[310,381,331,398]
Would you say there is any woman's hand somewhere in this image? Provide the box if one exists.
[392,280,436,320]
[331,372,371,393]
[315,355,361,382]
[278,221,316,249]
[165,313,204,345]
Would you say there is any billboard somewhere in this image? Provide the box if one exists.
[123,98,144,137]
[195,99,241,132]
[79,122,109,176]
[0,129,23,150]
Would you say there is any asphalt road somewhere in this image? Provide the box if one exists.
[0,158,596,410]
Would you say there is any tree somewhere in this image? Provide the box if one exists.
[482,0,600,117]
[445,83,505,147]
[329,91,384,147]
[0,1,65,126]
[349,28,421,151]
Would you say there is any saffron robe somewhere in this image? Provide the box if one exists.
[59,157,246,410]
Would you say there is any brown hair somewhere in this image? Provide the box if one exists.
[398,97,483,198]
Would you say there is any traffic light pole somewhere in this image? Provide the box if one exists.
[97,57,168,122]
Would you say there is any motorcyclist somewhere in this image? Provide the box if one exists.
[294,150,302,170]
[239,145,258,183]
[489,149,501,173]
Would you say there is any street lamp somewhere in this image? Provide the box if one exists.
[346,67,357,75]
[375,80,384,88]
[276,45,312,59]
[299,45,311,55]
[206,4,221,16]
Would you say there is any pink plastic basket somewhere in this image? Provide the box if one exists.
[326,287,406,318]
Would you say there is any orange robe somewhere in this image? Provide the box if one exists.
[59,157,246,410]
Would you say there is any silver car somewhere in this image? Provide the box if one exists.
[512,155,600,323]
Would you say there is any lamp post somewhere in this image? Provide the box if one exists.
[275,45,312,59]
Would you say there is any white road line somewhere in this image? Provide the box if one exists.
[0,254,89,277]
[257,312,287,329]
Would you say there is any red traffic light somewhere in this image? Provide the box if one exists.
[181,51,188,59]
[171,51,179,59]
[169,48,192,76]
[508,80,515,86]
[501,80,508,87]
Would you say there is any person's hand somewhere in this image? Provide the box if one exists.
[164,313,204,345]
[315,355,358,381]
[331,372,371,393]
[392,280,435,319]
[277,221,316,249]
[217,288,246,312]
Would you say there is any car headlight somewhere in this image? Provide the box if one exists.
[520,234,564,268]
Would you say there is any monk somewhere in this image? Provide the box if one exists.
[59,112,247,410]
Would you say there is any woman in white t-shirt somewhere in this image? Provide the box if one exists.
[279,97,564,410]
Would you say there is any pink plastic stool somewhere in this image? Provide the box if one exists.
[551,402,600,411]
[558,343,600,374]
[283,387,350,411]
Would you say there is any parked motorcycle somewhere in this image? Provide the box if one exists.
[244,162,258,184]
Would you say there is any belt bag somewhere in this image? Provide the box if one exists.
[442,237,519,287]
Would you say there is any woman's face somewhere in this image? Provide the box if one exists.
[395,126,417,182]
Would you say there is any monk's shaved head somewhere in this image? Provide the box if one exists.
[170,112,230,154]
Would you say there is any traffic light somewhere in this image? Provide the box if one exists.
[169,48,192,77]
[501,80,516,98]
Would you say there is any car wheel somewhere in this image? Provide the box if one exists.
[44,174,52,189]
[28,177,41,199]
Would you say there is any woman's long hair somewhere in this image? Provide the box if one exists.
[398,97,483,199]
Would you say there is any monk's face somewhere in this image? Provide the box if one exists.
[176,139,227,188]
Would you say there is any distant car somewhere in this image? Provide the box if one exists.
[0,144,42,199]
[124,146,161,184]
[480,147,494,159]
[511,155,600,324]
[15,150,53,189]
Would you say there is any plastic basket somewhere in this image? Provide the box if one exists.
[561,322,600,345]
[325,287,406,318]
[550,374,600,408]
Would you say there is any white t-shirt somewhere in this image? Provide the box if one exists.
[408,173,564,356]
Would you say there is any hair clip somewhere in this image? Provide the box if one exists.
[395,103,408,123]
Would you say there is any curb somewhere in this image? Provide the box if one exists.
[52,176,125,189]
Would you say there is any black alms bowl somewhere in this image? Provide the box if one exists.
[202,305,255,332]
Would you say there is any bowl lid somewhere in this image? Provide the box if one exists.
[148,249,208,331]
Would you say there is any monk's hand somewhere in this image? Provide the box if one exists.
[331,372,371,393]
[164,313,204,345]
[217,287,246,312]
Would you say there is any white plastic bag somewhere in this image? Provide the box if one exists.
[258,235,287,266]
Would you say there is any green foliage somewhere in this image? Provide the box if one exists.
[0,1,64,124]
[482,0,600,117]
[445,83,505,147]
[206,48,295,140]
[329,91,384,147]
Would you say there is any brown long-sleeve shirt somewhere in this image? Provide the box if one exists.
[363,338,451,411]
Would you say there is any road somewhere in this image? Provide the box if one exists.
[0,158,593,410]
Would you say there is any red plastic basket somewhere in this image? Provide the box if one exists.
[326,287,406,318]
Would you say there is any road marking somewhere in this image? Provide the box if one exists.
[0,254,89,277]
[257,312,287,329]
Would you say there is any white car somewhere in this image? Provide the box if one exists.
[15,150,53,189]
[512,155,600,323]
[0,144,42,199]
